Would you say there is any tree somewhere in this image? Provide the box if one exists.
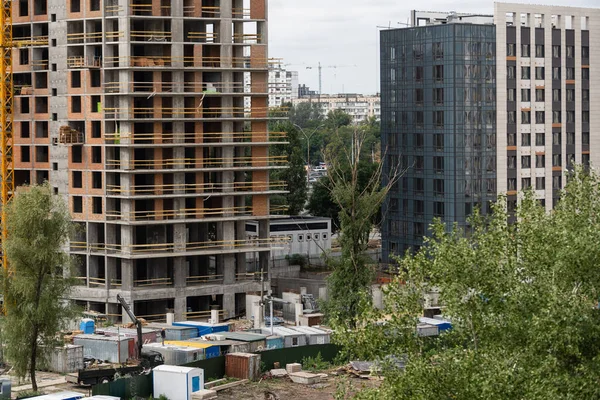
[307,177,340,231]
[2,184,77,391]
[321,126,401,328]
[270,121,308,215]
[344,168,600,399]
[288,102,324,129]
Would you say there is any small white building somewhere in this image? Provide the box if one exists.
[153,365,204,400]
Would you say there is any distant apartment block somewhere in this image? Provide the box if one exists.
[293,93,381,123]
[381,3,600,260]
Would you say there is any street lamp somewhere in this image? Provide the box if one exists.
[293,123,323,183]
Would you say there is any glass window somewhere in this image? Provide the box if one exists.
[567,132,575,145]
[553,175,562,189]
[522,66,530,79]
[535,67,545,80]
[508,111,516,124]
[434,111,444,127]
[566,67,575,80]
[552,111,561,123]
[566,111,575,123]
[415,88,423,103]
[552,154,562,167]
[582,46,589,58]
[508,155,517,169]
[522,156,531,169]
[522,178,532,189]
[583,132,590,145]
[536,154,545,168]
[522,44,530,57]
[535,44,545,58]
[508,178,517,191]
[522,133,531,146]
[553,132,561,145]
[536,132,545,146]
[433,88,444,105]
[566,89,575,102]
[433,42,443,59]
[535,111,545,124]
[507,66,516,79]
[583,68,590,80]
[434,65,444,81]
[552,45,561,58]
[566,45,574,58]
[553,67,561,80]
[535,89,545,102]
[433,179,444,196]
[508,88,516,101]
[521,89,530,102]
[583,89,589,102]
[414,200,424,215]
[434,156,444,173]
[433,202,444,217]
[522,111,531,124]
[507,43,516,56]
[434,134,444,150]
[415,66,423,81]
[553,89,561,102]
[583,111,590,123]
[536,177,546,190]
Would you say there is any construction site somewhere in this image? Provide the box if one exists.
[8,0,287,322]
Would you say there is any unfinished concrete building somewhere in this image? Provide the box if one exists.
[12,0,286,321]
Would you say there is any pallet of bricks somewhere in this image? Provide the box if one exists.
[59,126,83,144]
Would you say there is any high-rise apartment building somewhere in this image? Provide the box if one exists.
[381,3,600,260]
[12,0,286,322]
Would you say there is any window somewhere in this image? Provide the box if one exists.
[433,202,444,217]
[508,178,517,191]
[92,172,102,189]
[553,89,561,102]
[71,71,81,88]
[535,67,544,80]
[73,196,83,213]
[51,63,57,71]
[552,67,561,80]
[433,88,443,105]
[20,121,30,138]
[297,234,304,242]
[414,178,424,194]
[322,234,328,240]
[19,49,29,65]
[434,111,444,127]
[583,132,590,146]
[535,89,545,102]
[522,111,531,124]
[507,66,516,79]
[536,177,546,190]
[522,133,531,146]
[52,88,57,96]
[522,44,530,57]
[92,121,101,138]
[551,111,560,124]
[20,146,30,162]
[567,132,575,145]
[434,156,444,173]
[508,133,516,146]
[583,68,590,80]
[536,132,545,146]
[567,111,575,123]
[535,44,544,58]
[413,44,423,60]
[508,88,516,101]
[91,95,101,113]
[583,89,590,102]
[553,175,562,189]
[52,162,58,171]
[567,153,575,169]
[508,111,516,124]
[566,67,575,80]
[566,89,575,102]
[415,155,424,171]
[583,154,590,167]
[72,171,82,188]
[415,133,424,148]
[552,154,562,167]
[51,38,56,47]
[507,43,516,56]
[21,97,29,113]
[71,96,81,113]
[434,65,444,81]
[536,154,545,168]
[433,42,443,59]
[415,66,423,82]
[552,45,561,58]
[566,45,574,58]
[508,155,517,169]
[414,200,424,216]
[70,0,80,13]
[92,146,101,163]
[522,178,532,189]
[51,13,56,21]
[71,146,82,163]
[582,46,589,58]
[434,134,444,150]
[522,156,531,169]
[553,132,561,145]
[535,111,545,124]
[306,234,312,241]
[414,222,424,237]
[521,89,530,102]
[522,66,530,79]
[415,88,423,104]
[582,111,590,123]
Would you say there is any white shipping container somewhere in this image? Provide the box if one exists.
[153,365,204,400]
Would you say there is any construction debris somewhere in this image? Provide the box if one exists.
[212,379,249,392]
[269,369,288,378]
[285,363,302,374]
[289,372,322,385]
[191,389,218,400]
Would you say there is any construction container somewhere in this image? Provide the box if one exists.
[225,353,261,381]
[73,334,131,364]
[289,326,331,345]
[153,365,204,400]
[29,391,85,400]
[188,338,251,354]
[48,345,84,373]
[417,323,439,337]
[173,321,232,336]
[79,319,95,334]
[146,323,199,341]
[265,335,284,350]
[96,327,160,356]
[0,378,10,400]
[163,341,220,358]
[419,317,452,332]
[143,343,204,365]
[298,313,324,327]
[220,332,267,352]
[262,327,307,348]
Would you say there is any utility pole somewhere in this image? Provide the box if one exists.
[293,123,323,182]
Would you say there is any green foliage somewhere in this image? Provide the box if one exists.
[16,390,44,399]
[285,253,308,269]
[302,352,330,372]
[307,178,340,231]
[270,121,308,215]
[1,184,78,391]
[346,167,600,399]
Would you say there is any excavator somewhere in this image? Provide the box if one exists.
[67,296,164,386]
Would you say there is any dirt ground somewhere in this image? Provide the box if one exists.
[217,374,381,400]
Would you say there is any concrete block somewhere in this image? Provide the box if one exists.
[270,369,288,378]
[192,389,217,400]
[289,371,321,385]
[286,363,302,374]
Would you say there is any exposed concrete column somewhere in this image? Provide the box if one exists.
[174,257,186,289]
[223,292,235,319]
[174,296,186,321]
[258,219,270,275]
[174,223,186,252]
[121,259,134,291]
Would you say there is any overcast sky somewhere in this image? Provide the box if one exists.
[268,0,598,95]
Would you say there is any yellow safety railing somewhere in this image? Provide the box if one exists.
[236,271,267,281]
[12,36,49,46]
[67,56,102,68]
[186,274,224,285]
[232,7,251,18]
[183,6,220,17]
[73,276,87,285]
[67,32,104,43]
[104,4,124,14]
[106,180,286,196]
[129,3,171,16]
[130,31,172,41]
[104,81,264,94]
[106,205,289,221]
[103,106,288,119]
[186,32,219,43]
[31,59,49,70]
[105,155,288,169]
[134,277,173,287]
[70,237,289,254]
[136,313,167,322]
[103,131,286,143]
[89,277,107,287]
[185,310,225,321]
[233,33,261,44]
[103,55,270,68]
[111,279,122,287]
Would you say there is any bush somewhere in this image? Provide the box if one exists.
[286,253,307,268]
[302,352,330,372]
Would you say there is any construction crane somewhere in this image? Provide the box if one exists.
[305,62,357,95]
[117,294,145,359]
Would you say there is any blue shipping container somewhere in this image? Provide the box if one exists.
[265,336,284,350]
[79,319,95,334]
[173,321,231,336]
[419,317,452,332]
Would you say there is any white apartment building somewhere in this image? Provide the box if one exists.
[293,94,381,123]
